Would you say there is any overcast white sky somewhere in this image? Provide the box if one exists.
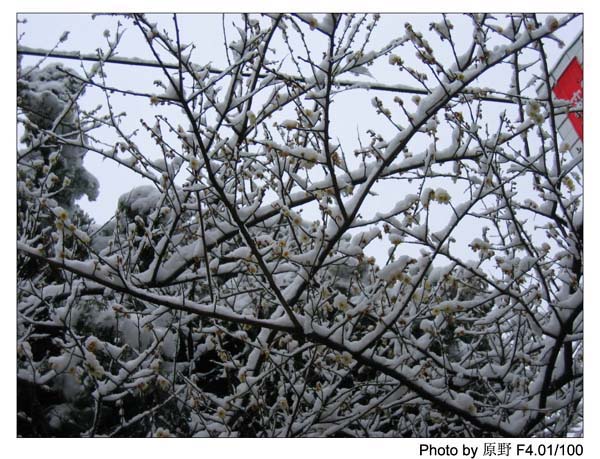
[17,14,582,224]
[17,12,583,268]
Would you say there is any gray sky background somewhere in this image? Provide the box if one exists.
[17,13,583,269]
[18,13,582,223]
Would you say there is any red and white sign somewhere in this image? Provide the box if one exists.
[553,57,583,140]
[538,32,583,161]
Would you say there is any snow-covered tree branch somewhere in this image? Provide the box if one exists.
[17,13,582,437]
